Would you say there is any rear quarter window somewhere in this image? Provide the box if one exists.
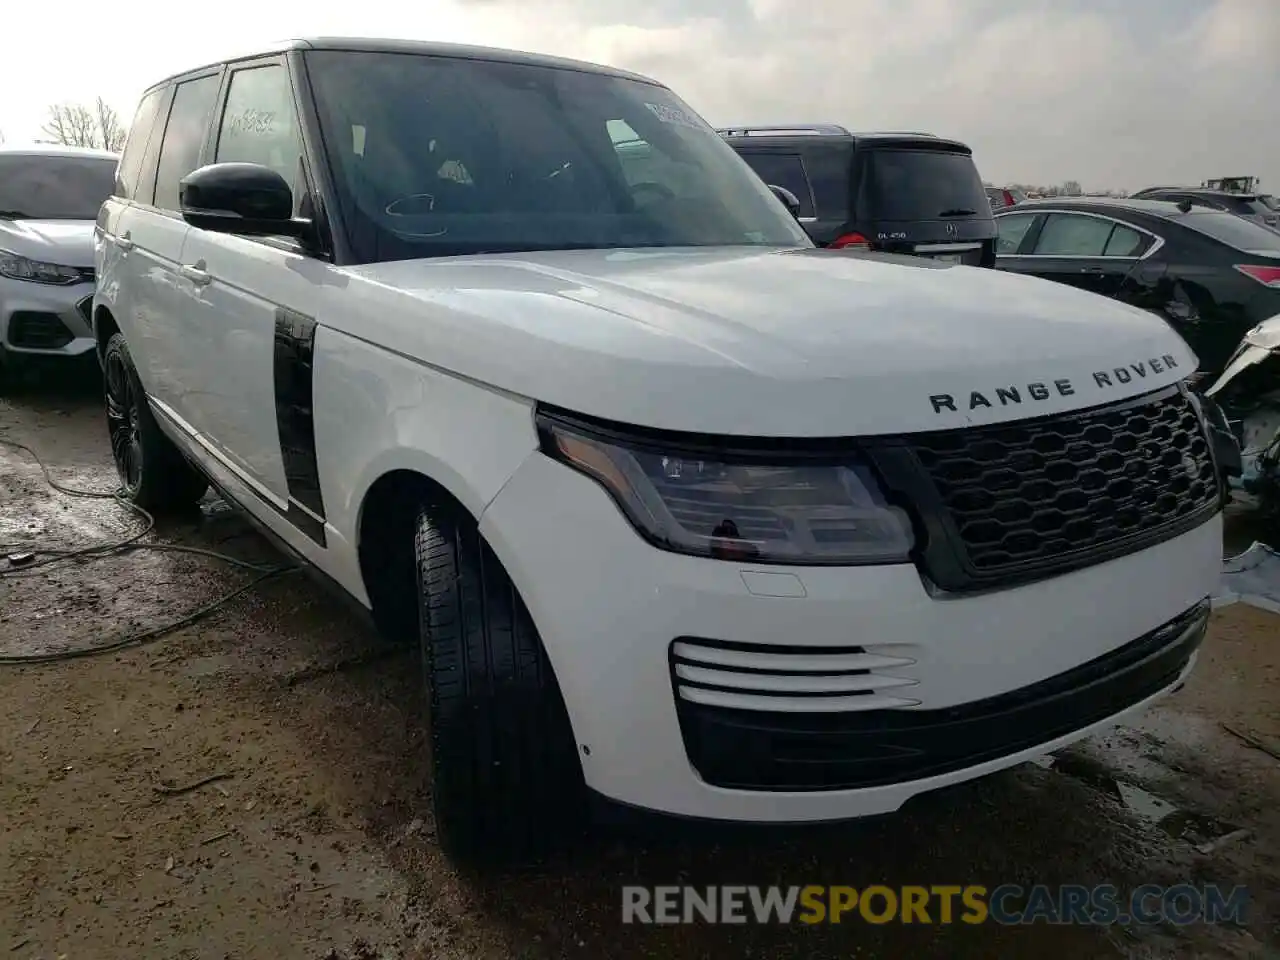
[116,89,165,200]
[1180,212,1280,255]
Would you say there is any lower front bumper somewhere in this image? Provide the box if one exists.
[677,601,1207,793]
[0,276,96,358]
[480,452,1222,823]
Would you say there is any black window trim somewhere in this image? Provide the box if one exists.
[204,54,334,261]
[143,65,226,218]
[994,209,1164,261]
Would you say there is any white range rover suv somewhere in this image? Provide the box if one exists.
[96,37,1225,865]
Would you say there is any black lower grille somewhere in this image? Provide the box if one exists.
[872,386,1221,592]
[674,601,1208,792]
[7,311,73,349]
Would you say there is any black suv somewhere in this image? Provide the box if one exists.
[719,124,997,267]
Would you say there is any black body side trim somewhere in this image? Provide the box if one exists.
[148,398,327,548]
[273,307,327,527]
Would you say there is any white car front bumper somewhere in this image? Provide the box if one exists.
[480,451,1222,823]
[0,274,96,358]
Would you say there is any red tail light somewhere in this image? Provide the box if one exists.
[829,232,872,250]
[1003,190,1016,207]
[1234,264,1280,287]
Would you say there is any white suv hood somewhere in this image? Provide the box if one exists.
[0,218,96,267]
[339,247,1198,437]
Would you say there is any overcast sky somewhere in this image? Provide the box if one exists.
[2,0,1276,192]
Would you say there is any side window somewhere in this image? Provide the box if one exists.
[115,89,164,200]
[1031,214,1114,256]
[214,65,302,195]
[995,212,1038,254]
[154,74,222,212]
[738,154,815,218]
[1102,223,1150,257]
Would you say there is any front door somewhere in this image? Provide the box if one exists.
[176,57,331,550]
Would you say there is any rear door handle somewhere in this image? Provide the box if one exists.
[116,232,134,252]
[179,263,212,286]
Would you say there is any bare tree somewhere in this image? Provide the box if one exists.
[40,97,126,152]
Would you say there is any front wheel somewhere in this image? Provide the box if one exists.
[415,507,584,867]
[102,333,208,511]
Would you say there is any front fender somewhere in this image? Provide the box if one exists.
[311,324,540,600]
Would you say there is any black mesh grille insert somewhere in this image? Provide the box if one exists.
[8,311,73,350]
[905,386,1218,578]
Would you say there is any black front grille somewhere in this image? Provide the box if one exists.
[674,601,1208,792]
[7,311,73,349]
[873,386,1221,593]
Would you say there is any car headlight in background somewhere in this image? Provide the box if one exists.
[537,410,915,564]
[0,250,84,285]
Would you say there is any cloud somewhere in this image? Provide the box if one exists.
[2,0,1275,191]
[459,0,1280,191]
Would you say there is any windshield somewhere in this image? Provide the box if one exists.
[0,154,117,220]
[862,149,989,220]
[305,51,812,262]
[1180,211,1280,255]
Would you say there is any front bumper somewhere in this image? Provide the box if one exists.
[480,452,1222,822]
[0,274,96,358]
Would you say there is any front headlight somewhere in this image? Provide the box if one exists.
[0,249,84,285]
[537,410,915,564]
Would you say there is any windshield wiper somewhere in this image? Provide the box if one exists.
[0,209,31,219]
[938,208,977,217]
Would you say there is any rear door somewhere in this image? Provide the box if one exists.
[116,71,223,416]
[996,210,1157,299]
[852,144,996,266]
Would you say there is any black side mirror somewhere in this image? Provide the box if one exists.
[179,162,310,239]
[768,184,802,219]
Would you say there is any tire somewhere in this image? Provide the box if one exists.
[102,333,208,511]
[415,507,584,867]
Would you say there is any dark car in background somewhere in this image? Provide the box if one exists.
[993,197,1280,378]
[1129,186,1280,232]
[719,124,997,267]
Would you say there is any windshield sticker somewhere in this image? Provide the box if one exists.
[644,102,708,131]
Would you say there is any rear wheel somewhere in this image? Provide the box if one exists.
[414,507,584,867]
[102,333,208,511]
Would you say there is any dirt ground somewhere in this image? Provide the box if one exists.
[1,377,1278,960]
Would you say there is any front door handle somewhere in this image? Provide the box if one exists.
[179,263,212,286]
[116,232,134,252]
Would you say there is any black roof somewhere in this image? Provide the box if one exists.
[717,127,971,153]
[146,36,662,93]
[1133,186,1261,200]
[999,196,1249,223]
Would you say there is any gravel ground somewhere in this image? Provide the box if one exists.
[1,376,1277,960]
